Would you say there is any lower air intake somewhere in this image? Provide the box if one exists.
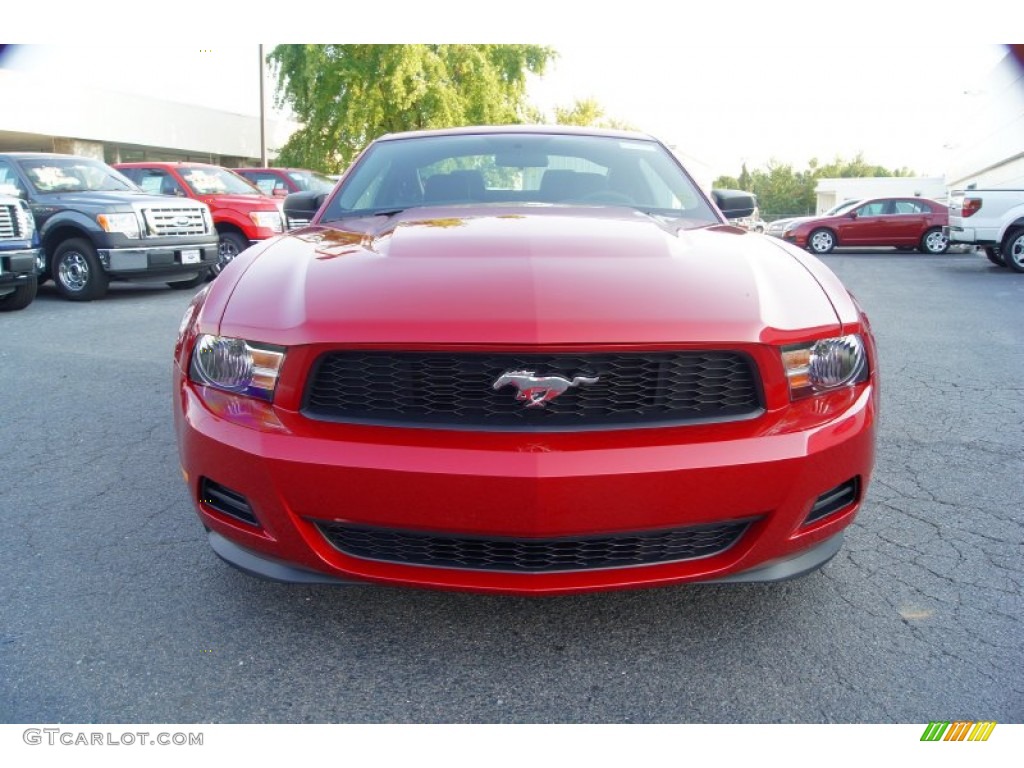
[314,519,755,573]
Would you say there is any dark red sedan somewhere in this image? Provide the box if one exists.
[781,197,949,254]
[173,126,878,595]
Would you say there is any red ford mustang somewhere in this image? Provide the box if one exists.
[173,126,878,595]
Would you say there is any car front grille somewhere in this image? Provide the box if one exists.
[314,519,755,573]
[142,205,210,236]
[303,350,762,430]
[0,204,19,239]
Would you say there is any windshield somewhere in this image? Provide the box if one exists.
[323,132,717,225]
[179,166,263,196]
[288,170,336,193]
[18,157,138,193]
[827,200,862,215]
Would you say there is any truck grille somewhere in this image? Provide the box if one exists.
[0,204,20,239]
[304,350,762,430]
[315,519,754,572]
[142,205,209,237]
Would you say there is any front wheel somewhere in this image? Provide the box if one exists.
[0,278,38,311]
[808,229,835,254]
[213,231,248,277]
[1002,228,1024,273]
[919,228,949,254]
[52,238,109,301]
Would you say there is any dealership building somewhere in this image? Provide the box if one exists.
[0,66,296,167]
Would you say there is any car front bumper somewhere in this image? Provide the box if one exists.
[175,373,877,595]
[98,244,219,276]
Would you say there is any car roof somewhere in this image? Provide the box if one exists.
[114,161,223,168]
[376,124,657,142]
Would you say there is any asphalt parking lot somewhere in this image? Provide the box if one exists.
[1,247,1021,724]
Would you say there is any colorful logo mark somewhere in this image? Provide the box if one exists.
[921,721,997,742]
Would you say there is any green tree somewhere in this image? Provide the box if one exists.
[269,44,556,173]
[714,154,917,217]
[552,97,639,131]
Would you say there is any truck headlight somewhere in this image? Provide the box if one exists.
[16,201,36,238]
[781,334,867,399]
[248,211,283,233]
[96,212,140,239]
[189,335,285,402]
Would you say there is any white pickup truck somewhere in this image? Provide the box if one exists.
[946,189,1024,272]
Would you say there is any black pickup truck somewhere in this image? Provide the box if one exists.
[0,153,220,300]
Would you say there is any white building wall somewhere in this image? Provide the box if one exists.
[945,52,1024,190]
[0,68,296,160]
[814,176,948,213]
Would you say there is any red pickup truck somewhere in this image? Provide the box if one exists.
[115,162,284,276]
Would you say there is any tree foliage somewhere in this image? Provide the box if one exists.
[713,153,916,217]
[269,44,556,173]
[553,98,639,131]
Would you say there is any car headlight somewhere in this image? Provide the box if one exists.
[249,211,283,233]
[96,212,141,239]
[16,201,36,238]
[781,334,867,399]
[189,334,286,401]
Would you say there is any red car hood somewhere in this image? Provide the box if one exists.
[199,193,278,212]
[214,207,842,346]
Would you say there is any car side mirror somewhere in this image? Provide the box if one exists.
[711,189,757,220]
[283,191,327,222]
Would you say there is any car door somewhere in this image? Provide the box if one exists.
[838,200,888,245]
[887,199,927,245]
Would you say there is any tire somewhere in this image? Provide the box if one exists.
[919,227,949,255]
[213,231,248,277]
[1002,228,1024,273]
[984,246,1005,267]
[52,238,109,301]
[167,270,209,290]
[0,278,38,311]
[808,228,835,254]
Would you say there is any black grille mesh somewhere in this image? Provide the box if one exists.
[304,350,761,429]
[314,519,753,572]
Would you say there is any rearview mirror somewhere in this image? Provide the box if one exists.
[711,189,756,220]
[283,191,327,221]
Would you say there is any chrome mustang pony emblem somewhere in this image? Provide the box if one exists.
[492,370,600,408]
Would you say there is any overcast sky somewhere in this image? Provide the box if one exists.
[3,5,1009,181]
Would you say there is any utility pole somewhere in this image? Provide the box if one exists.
[259,44,268,166]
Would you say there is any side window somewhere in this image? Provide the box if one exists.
[893,200,925,214]
[0,160,28,198]
[857,201,887,217]
[245,172,281,195]
[135,169,184,197]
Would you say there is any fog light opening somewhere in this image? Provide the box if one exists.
[199,477,261,528]
[804,477,860,525]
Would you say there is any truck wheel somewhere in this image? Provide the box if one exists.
[167,270,209,289]
[0,278,37,311]
[808,229,835,254]
[52,238,109,301]
[984,246,1005,267]
[919,228,949,254]
[1002,228,1024,273]
[213,232,248,277]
